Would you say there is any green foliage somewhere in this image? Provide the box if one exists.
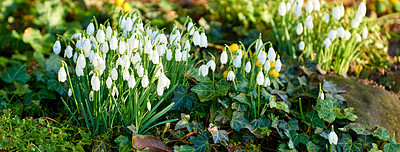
[190,132,211,152]
[191,82,229,102]
[1,65,30,84]
[230,111,250,131]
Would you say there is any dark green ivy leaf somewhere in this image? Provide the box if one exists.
[1,65,31,84]
[230,111,250,131]
[372,127,391,141]
[306,141,321,152]
[211,130,229,144]
[190,132,211,152]
[289,130,308,147]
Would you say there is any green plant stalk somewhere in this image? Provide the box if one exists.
[299,98,305,122]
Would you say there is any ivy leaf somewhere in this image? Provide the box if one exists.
[306,110,326,129]
[45,54,61,74]
[190,132,211,152]
[276,101,290,113]
[373,127,391,141]
[191,82,228,102]
[289,131,308,146]
[231,102,248,112]
[47,79,66,95]
[211,130,229,144]
[230,111,250,131]
[338,134,363,152]
[174,145,195,152]
[114,135,129,147]
[279,119,299,132]
[215,110,229,124]
[316,98,336,123]
[334,107,357,121]
[175,114,192,132]
[306,141,321,152]
[171,86,197,110]
[232,93,251,106]
[1,65,31,84]
[342,123,371,135]
[383,133,400,152]
[250,116,271,128]
[323,80,346,94]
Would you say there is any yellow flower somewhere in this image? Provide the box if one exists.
[255,52,268,67]
[223,70,228,79]
[115,0,124,7]
[229,44,239,53]
[391,0,398,4]
[123,3,132,12]
[269,69,279,79]
[270,60,276,68]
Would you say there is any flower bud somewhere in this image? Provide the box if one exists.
[299,41,305,50]
[53,40,61,55]
[58,66,67,82]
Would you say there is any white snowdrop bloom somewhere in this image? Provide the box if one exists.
[256,71,264,86]
[125,17,133,31]
[77,54,86,69]
[73,52,77,63]
[296,23,303,35]
[53,40,61,55]
[116,58,123,67]
[184,40,191,52]
[237,49,243,57]
[71,32,82,40]
[175,50,182,62]
[128,75,136,88]
[275,59,282,72]
[313,0,320,11]
[345,30,351,41]
[166,49,173,61]
[323,38,332,48]
[286,2,291,11]
[207,60,216,72]
[76,66,84,77]
[119,40,126,54]
[76,39,83,50]
[325,13,330,23]
[193,31,201,46]
[233,56,242,68]
[264,60,271,72]
[329,130,338,145]
[278,2,286,16]
[355,33,362,42]
[89,91,94,101]
[121,55,131,69]
[106,26,112,39]
[295,4,302,17]
[123,68,130,81]
[142,75,149,88]
[120,17,126,30]
[268,47,276,61]
[339,5,345,18]
[96,29,106,44]
[337,27,345,39]
[64,45,73,58]
[144,37,153,54]
[137,65,144,77]
[147,101,152,112]
[332,7,340,20]
[199,65,209,77]
[159,72,170,89]
[87,23,95,35]
[356,2,366,21]
[220,51,228,64]
[68,88,72,97]
[111,68,118,80]
[156,44,166,57]
[106,77,112,89]
[245,61,251,73]
[101,43,109,54]
[227,71,235,81]
[305,16,313,29]
[58,67,67,82]
[255,39,263,52]
[320,92,325,100]
[328,30,337,40]
[91,75,100,91]
[263,76,271,87]
[351,19,360,28]
[183,51,191,61]
[110,35,118,50]
[305,0,313,13]
[88,50,95,63]
[258,51,267,65]
[200,32,208,48]
[131,53,141,65]
[150,50,160,64]
[296,0,303,7]
[362,27,368,39]
[112,86,119,98]
[157,83,164,96]
[187,22,195,35]
[299,41,305,50]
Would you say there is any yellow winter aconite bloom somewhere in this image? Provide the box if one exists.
[391,0,398,4]
[123,3,132,12]
[229,44,239,53]
[223,70,228,79]
[270,60,276,68]
[255,52,268,67]
[269,69,279,78]
[116,0,124,6]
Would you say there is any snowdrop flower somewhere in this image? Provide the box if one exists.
[77,54,86,69]
[227,71,235,81]
[106,77,112,89]
[264,60,271,72]
[345,31,351,41]
[123,68,130,81]
[96,29,106,43]
[150,50,160,64]
[256,71,264,85]
[328,30,337,40]
[264,77,271,87]
[193,31,201,46]
[355,33,362,42]
[147,101,151,111]
[356,2,366,21]
[128,75,136,88]
[110,35,118,50]
[207,60,216,72]
[101,43,109,54]
[320,92,325,100]
[58,66,67,82]
[296,23,303,35]
[106,26,112,39]
[166,49,172,61]
[313,0,320,11]
[296,0,303,7]
[268,47,276,61]
[258,51,267,65]
[351,19,360,28]
[305,0,313,13]
[221,51,228,64]
[340,5,345,18]
[175,50,182,62]
[91,75,100,91]
[112,86,119,98]
[111,68,118,80]
[305,16,313,29]
[275,59,282,72]
[136,65,144,77]
[119,40,127,54]
[125,17,133,31]
[337,27,345,39]
[68,88,72,97]
[53,40,61,55]
[286,2,291,11]
[278,2,286,16]
[233,56,242,68]
[73,53,77,62]
[332,7,340,20]
[329,130,338,145]
[199,65,209,77]
[325,13,330,23]
[71,33,82,40]
[64,45,73,58]
[323,38,332,48]
[187,22,194,35]
[255,39,263,52]
[120,17,126,30]
[87,23,95,35]
[245,61,251,73]
[299,41,305,50]
[295,4,302,17]
[142,75,149,88]
[157,83,165,96]
[181,51,189,61]
[362,27,368,39]
[200,32,208,48]
[89,91,94,101]
[76,66,84,77]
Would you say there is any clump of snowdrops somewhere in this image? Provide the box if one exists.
[271,0,377,75]
[55,12,208,134]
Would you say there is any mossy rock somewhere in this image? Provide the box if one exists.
[326,75,400,142]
